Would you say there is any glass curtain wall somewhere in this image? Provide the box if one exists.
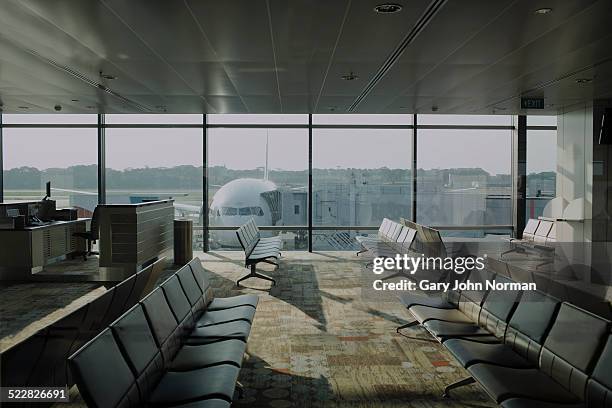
[207,115,308,250]
[312,115,414,250]
[417,115,513,237]
[1,113,558,250]
[2,114,98,216]
[104,114,204,249]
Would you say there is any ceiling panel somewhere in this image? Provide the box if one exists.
[0,0,611,114]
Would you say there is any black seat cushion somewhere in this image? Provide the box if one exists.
[186,320,251,345]
[169,340,246,371]
[68,329,140,408]
[468,365,581,404]
[409,306,473,324]
[196,306,256,327]
[397,293,455,309]
[423,320,491,338]
[444,339,533,369]
[501,398,584,408]
[148,364,240,405]
[174,400,231,408]
[208,294,258,311]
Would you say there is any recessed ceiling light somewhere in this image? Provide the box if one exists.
[100,72,117,80]
[576,78,592,84]
[71,99,79,102]
[341,72,359,81]
[374,3,403,14]
[431,105,439,112]
[86,105,96,109]
[327,106,337,111]
[535,7,552,14]
[18,106,29,109]
[117,53,129,60]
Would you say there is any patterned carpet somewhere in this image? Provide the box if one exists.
[201,251,496,408]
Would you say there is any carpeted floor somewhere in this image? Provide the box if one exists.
[199,251,496,407]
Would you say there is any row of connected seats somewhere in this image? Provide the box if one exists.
[235,218,281,286]
[397,263,612,407]
[0,258,164,390]
[69,258,259,408]
[502,218,557,260]
[355,218,418,258]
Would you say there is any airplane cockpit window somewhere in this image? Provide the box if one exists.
[221,207,238,216]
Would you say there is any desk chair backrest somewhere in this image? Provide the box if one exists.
[90,206,101,239]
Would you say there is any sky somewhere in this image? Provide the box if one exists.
[2,114,557,175]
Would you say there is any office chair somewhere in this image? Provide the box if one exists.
[73,206,100,260]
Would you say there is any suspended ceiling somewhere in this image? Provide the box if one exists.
[0,0,611,115]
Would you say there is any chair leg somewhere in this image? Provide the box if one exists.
[396,320,418,333]
[237,264,276,287]
[262,259,278,267]
[442,377,476,398]
[235,381,245,399]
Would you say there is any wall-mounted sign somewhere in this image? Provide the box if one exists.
[521,97,545,110]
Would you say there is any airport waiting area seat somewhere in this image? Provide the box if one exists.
[358,222,418,259]
[69,257,258,408]
[235,218,281,286]
[501,218,557,261]
[396,259,612,406]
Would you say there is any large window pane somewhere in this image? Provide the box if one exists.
[527,116,557,220]
[207,127,308,250]
[417,128,511,236]
[3,128,98,214]
[312,128,413,250]
[105,128,203,248]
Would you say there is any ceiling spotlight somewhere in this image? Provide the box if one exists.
[341,72,359,81]
[327,106,337,111]
[534,7,552,14]
[431,105,439,112]
[576,78,593,84]
[18,106,29,109]
[71,99,79,102]
[100,71,117,80]
[86,105,96,109]
[374,3,403,14]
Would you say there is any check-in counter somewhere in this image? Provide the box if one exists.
[0,219,89,280]
[98,199,174,280]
